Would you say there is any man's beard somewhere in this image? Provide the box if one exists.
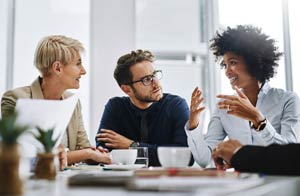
[131,86,162,103]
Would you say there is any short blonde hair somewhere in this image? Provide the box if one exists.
[34,35,84,76]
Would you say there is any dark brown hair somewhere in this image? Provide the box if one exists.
[114,49,155,86]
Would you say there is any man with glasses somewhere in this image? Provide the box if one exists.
[95,49,190,166]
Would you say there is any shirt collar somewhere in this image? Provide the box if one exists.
[258,82,271,96]
[129,94,165,115]
[30,77,45,99]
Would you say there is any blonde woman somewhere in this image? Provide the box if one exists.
[1,35,111,166]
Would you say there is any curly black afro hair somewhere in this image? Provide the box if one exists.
[210,25,282,82]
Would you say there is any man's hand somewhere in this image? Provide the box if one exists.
[96,129,133,149]
[211,139,243,170]
[217,86,265,127]
[189,87,205,130]
[96,146,109,153]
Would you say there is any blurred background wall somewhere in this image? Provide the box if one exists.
[0,0,299,144]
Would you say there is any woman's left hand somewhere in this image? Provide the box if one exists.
[58,144,67,171]
[217,86,264,125]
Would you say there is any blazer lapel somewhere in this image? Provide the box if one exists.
[29,77,77,150]
[30,77,44,99]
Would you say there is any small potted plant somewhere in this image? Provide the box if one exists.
[33,126,58,180]
[0,111,29,195]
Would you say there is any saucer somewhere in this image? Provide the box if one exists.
[103,164,145,171]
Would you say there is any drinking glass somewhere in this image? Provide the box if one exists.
[130,146,148,167]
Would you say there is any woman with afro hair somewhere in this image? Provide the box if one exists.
[185,25,300,168]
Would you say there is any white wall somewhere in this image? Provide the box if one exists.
[89,0,135,142]
[7,0,91,134]
[136,0,201,52]
[0,0,8,109]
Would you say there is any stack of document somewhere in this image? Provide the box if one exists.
[68,170,134,186]
[134,167,237,177]
[128,174,264,192]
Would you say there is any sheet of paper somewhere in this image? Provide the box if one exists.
[128,174,264,193]
[15,95,78,157]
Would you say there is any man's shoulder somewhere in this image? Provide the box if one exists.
[158,93,188,112]
[102,96,131,116]
[105,96,131,108]
[162,93,186,104]
[156,93,189,121]
[108,96,130,103]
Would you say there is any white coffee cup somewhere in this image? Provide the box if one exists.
[158,147,191,168]
[111,149,137,165]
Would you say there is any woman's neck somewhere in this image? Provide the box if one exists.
[40,76,65,100]
[242,81,263,106]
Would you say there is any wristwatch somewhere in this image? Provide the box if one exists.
[250,118,267,132]
[130,141,140,148]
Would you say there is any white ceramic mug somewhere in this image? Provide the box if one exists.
[111,149,137,165]
[158,147,191,168]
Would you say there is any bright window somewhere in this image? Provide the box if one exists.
[0,0,8,110]
[12,0,91,133]
[135,0,205,104]
[289,0,300,95]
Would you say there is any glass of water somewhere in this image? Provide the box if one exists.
[130,146,148,167]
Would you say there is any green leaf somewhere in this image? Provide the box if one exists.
[34,126,59,153]
[0,111,29,145]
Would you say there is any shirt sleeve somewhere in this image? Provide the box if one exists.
[1,90,18,118]
[231,144,300,175]
[257,93,300,144]
[96,99,119,148]
[185,110,226,168]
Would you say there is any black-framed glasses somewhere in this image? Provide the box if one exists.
[125,70,163,86]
